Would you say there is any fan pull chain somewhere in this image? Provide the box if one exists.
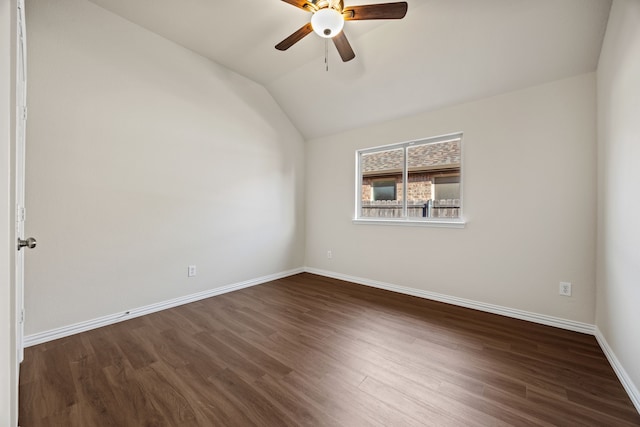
[325,38,329,72]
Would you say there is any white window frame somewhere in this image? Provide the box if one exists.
[353,132,466,228]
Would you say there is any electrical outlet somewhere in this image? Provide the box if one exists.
[188,265,197,277]
[559,282,571,296]
[327,250,332,259]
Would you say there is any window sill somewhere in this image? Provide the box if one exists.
[352,218,466,228]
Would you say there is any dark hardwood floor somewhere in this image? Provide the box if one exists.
[19,273,640,426]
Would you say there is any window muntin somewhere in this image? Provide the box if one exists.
[357,133,462,221]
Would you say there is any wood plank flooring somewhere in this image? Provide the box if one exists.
[19,273,640,426]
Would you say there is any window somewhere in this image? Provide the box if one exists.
[356,133,463,224]
[434,176,460,200]
[372,180,396,201]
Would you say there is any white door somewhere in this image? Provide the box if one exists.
[15,0,33,363]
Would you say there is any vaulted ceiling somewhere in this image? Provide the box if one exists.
[87,0,612,139]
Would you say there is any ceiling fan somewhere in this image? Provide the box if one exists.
[275,0,408,62]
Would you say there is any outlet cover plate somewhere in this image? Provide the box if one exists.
[559,281,571,296]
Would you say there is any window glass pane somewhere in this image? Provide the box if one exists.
[406,140,461,218]
[361,148,403,217]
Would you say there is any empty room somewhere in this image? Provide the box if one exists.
[2,0,640,425]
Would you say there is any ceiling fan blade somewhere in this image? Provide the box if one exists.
[275,23,314,51]
[343,2,408,20]
[332,31,355,62]
[280,0,316,12]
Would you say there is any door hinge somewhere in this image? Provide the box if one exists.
[22,106,27,121]
[20,309,25,324]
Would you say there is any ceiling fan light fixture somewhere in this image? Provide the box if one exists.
[311,8,344,38]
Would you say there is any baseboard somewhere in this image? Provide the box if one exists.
[594,327,640,413]
[23,267,304,347]
[304,267,595,335]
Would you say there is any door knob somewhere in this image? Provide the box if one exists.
[17,237,36,250]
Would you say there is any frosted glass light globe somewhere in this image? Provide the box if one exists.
[311,8,344,38]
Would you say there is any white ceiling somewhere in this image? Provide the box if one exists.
[87,0,612,139]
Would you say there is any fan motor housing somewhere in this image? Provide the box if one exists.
[311,7,345,38]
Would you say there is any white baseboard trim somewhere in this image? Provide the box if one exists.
[24,267,304,347]
[594,327,640,413]
[304,267,595,335]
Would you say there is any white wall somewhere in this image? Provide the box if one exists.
[24,0,305,335]
[596,0,640,404]
[1,0,17,424]
[306,73,597,324]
